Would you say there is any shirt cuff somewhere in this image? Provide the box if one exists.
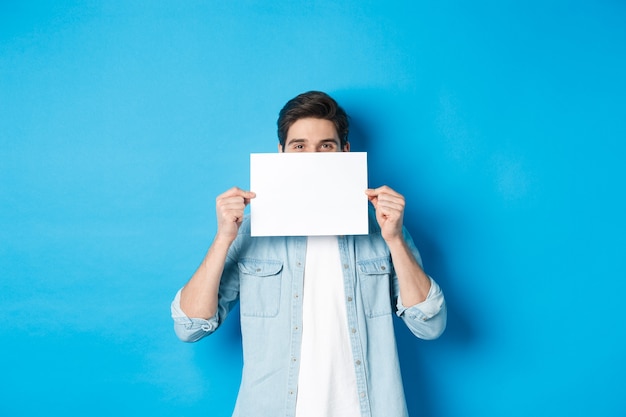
[171,288,219,342]
[396,277,445,321]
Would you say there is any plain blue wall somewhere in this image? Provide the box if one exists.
[2,1,625,416]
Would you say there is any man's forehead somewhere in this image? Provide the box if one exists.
[286,118,338,134]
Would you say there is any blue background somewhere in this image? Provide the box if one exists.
[1,1,625,416]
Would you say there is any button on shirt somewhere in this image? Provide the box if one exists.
[171,211,447,417]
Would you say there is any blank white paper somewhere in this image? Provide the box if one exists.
[250,152,369,236]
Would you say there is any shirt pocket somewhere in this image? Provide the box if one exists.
[357,257,393,318]
[238,258,283,318]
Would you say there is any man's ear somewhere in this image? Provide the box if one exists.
[342,142,350,152]
[278,143,283,152]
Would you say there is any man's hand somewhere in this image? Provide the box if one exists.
[365,186,433,307]
[216,187,256,244]
[365,186,405,243]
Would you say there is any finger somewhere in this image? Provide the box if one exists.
[219,187,256,200]
[217,196,245,209]
[373,191,404,208]
[365,185,402,198]
[219,204,246,217]
[243,191,256,205]
[365,189,377,203]
[376,202,404,216]
[374,195,405,219]
[217,198,246,212]
[218,190,256,208]
[217,194,254,224]
[375,194,405,210]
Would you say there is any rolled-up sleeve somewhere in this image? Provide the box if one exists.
[171,289,220,342]
[396,277,447,340]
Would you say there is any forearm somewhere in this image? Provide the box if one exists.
[180,235,233,319]
[386,236,431,306]
[179,187,254,319]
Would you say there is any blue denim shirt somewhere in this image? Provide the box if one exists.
[171,212,446,417]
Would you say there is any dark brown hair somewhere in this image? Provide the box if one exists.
[277,91,349,149]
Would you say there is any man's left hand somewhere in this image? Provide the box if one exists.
[365,186,405,243]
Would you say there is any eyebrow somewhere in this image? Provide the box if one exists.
[286,138,339,146]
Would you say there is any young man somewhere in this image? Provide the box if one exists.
[171,91,447,417]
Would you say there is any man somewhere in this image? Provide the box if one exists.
[171,91,447,417]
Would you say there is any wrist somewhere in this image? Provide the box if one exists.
[213,231,236,248]
[384,234,406,249]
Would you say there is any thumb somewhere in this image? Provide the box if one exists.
[243,191,257,204]
[365,191,378,207]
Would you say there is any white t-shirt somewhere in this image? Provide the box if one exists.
[295,236,361,417]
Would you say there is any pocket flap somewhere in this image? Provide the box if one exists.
[357,258,391,274]
[238,259,283,276]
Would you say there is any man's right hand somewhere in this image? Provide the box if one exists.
[215,187,256,244]
[179,187,255,319]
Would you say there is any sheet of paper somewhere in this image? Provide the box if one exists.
[250,152,369,236]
